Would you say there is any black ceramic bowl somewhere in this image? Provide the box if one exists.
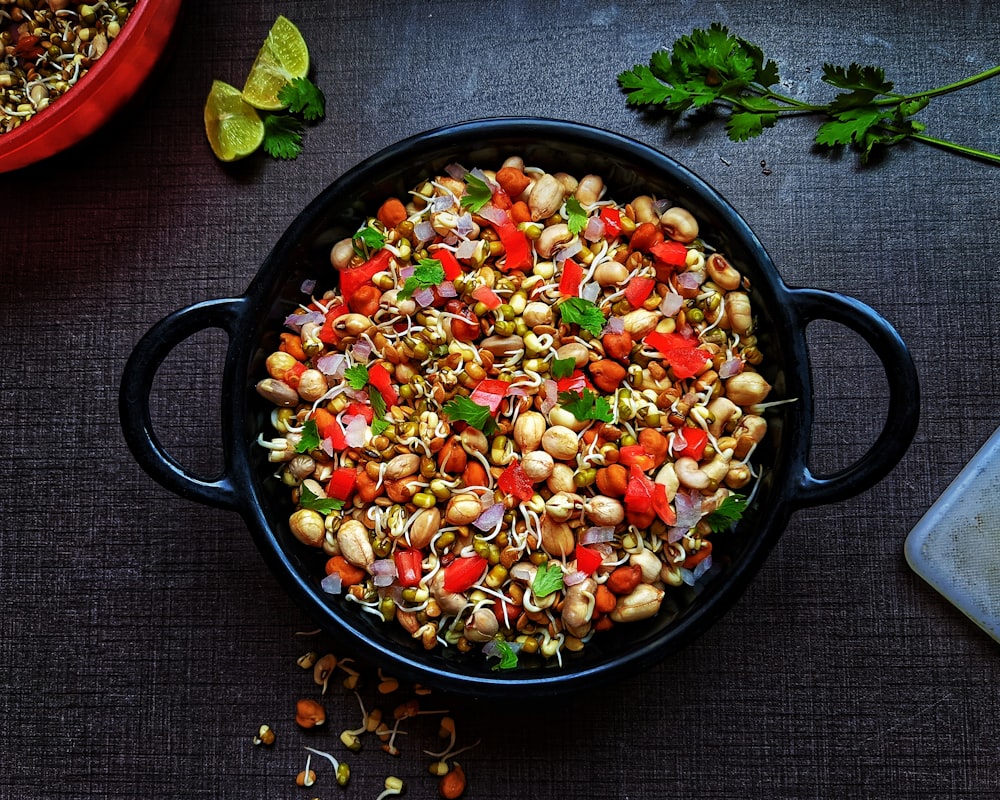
[120,118,919,698]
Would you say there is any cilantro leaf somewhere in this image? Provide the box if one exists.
[704,494,747,533]
[565,196,588,234]
[726,111,778,142]
[299,483,345,515]
[262,114,304,160]
[441,395,497,434]
[459,172,493,212]
[371,418,390,436]
[558,389,614,423]
[489,638,519,671]
[295,419,322,453]
[277,76,326,121]
[618,63,691,108]
[822,63,893,94]
[343,364,370,390]
[532,562,565,598]
[814,107,887,148]
[369,388,387,421]
[353,226,386,255]
[398,258,446,300]
[550,356,576,379]
[559,297,606,336]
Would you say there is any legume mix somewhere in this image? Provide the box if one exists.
[255,157,774,669]
[0,0,136,134]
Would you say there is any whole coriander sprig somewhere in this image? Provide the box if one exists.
[618,23,1000,166]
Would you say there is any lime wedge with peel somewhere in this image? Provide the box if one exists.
[242,15,310,110]
[204,80,265,162]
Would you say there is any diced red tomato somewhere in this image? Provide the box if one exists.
[495,220,532,272]
[443,555,488,593]
[471,284,503,310]
[338,249,393,299]
[556,371,592,394]
[676,427,708,460]
[433,248,463,280]
[498,459,534,502]
[599,207,622,238]
[558,259,583,297]
[575,546,605,575]
[470,379,510,414]
[393,548,424,587]
[643,331,709,380]
[618,444,656,471]
[652,483,677,526]
[326,467,358,501]
[366,362,398,407]
[649,240,688,268]
[624,464,655,511]
[624,276,655,308]
[345,401,374,424]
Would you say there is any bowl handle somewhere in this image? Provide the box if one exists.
[785,287,920,508]
[119,298,248,512]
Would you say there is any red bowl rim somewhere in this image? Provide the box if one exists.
[0,0,184,173]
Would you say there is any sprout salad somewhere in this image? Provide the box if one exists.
[255,157,774,669]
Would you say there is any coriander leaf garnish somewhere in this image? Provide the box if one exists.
[343,364,370,390]
[550,356,577,379]
[532,562,565,598]
[704,493,747,533]
[565,196,588,234]
[369,388,387,421]
[299,483,344,515]
[558,389,614,423]
[559,297,606,336]
[262,114,305,160]
[398,258,446,300]
[618,23,1000,166]
[277,76,326,121]
[441,396,497,434]
[490,638,519,671]
[295,419,322,453]
[353,225,386,255]
[371,418,390,436]
[459,172,493,212]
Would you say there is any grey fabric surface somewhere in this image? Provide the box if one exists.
[2,1,999,797]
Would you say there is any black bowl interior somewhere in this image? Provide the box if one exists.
[234,118,810,697]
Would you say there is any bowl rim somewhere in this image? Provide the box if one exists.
[0,0,184,174]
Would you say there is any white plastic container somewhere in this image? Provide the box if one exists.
[905,425,1000,643]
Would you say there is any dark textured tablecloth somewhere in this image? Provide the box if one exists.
[3,2,999,798]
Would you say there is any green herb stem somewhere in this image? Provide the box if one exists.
[904,130,1000,165]
[870,63,1000,106]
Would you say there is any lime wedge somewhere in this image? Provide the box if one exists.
[242,15,310,110]
[204,79,265,162]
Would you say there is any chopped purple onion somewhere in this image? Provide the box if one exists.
[584,215,606,242]
[437,280,457,298]
[413,287,435,307]
[320,573,343,595]
[603,315,625,335]
[413,220,435,242]
[718,358,744,379]
[580,526,616,545]
[344,415,368,447]
[300,278,317,295]
[660,292,684,317]
[473,502,506,532]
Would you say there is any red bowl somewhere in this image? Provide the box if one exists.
[0,0,184,174]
